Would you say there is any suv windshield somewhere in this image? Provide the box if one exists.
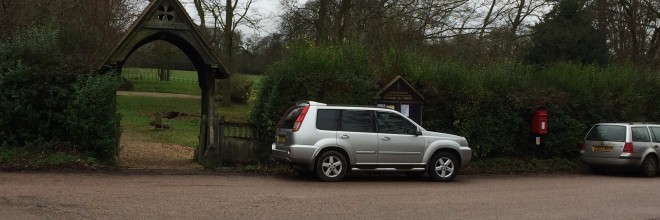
[278,106,304,129]
[585,125,626,142]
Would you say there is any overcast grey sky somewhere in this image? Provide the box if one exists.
[180,0,285,38]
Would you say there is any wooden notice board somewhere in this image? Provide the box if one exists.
[374,75,425,125]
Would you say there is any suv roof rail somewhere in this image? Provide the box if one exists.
[326,104,390,109]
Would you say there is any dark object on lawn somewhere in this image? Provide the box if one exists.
[163,111,187,119]
[150,112,172,130]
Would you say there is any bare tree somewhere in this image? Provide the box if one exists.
[590,0,659,67]
[198,0,261,106]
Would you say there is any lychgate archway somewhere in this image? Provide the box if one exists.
[100,0,229,165]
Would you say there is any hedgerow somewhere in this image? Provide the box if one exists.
[250,44,660,160]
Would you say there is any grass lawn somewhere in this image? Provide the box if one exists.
[118,68,256,148]
[117,95,251,148]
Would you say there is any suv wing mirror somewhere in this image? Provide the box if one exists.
[416,127,422,136]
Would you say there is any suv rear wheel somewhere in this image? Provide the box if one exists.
[428,152,458,182]
[640,155,658,177]
[316,151,347,182]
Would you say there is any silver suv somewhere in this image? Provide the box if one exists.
[580,123,660,176]
[271,101,472,182]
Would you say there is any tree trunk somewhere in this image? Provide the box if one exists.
[315,0,329,45]
[221,0,233,107]
[337,0,351,42]
[193,0,206,32]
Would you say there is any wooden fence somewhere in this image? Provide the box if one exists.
[215,116,264,163]
[217,117,262,139]
[122,70,198,84]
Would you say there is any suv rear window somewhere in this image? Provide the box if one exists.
[316,109,340,131]
[341,110,374,132]
[278,106,304,129]
[585,125,626,142]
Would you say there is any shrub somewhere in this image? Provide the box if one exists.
[0,24,121,164]
[0,24,75,148]
[65,73,121,163]
[230,74,253,103]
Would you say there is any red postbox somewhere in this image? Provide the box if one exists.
[532,109,548,134]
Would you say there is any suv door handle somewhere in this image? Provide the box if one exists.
[381,137,390,141]
[340,135,350,139]
[654,145,659,149]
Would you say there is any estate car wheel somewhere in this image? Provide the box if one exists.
[428,152,458,182]
[640,156,658,177]
[316,151,347,182]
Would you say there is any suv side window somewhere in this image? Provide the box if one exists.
[651,127,660,142]
[340,110,374,133]
[631,127,651,142]
[376,111,417,135]
[316,109,340,131]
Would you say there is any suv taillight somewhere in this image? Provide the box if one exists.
[292,105,309,132]
[580,141,586,151]
[623,142,634,153]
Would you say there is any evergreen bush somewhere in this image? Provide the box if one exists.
[0,24,121,164]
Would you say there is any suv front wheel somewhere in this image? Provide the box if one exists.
[316,151,348,182]
[428,152,458,182]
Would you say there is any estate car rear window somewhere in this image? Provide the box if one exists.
[278,106,304,129]
[652,127,660,142]
[316,109,340,131]
[631,127,650,142]
[585,125,626,142]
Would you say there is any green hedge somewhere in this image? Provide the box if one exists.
[0,24,120,163]
[250,44,660,160]
[399,52,659,159]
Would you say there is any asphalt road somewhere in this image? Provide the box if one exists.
[1,171,659,219]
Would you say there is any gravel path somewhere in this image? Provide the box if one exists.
[116,91,200,99]
[118,132,203,170]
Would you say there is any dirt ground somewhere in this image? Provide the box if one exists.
[118,131,202,170]
[116,91,202,170]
